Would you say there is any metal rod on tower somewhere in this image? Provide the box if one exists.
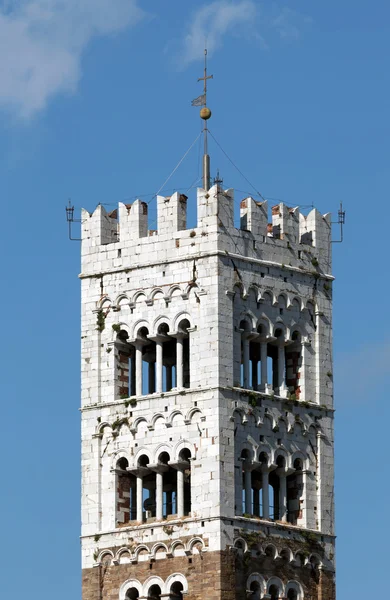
[192,48,213,191]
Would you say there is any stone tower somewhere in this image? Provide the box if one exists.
[80,177,336,600]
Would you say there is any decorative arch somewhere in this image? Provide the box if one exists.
[132,417,148,433]
[148,288,165,303]
[111,449,131,470]
[116,547,132,564]
[165,573,188,595]
[97,549,114,564]
[97,295,112,309]
[168,284,183,299]
[173,311,194,332]
[115,294,130,309]
[167,410,185,427]
[119,579,143,600]
[267,576,285,597]
[153,443,173,463]
[233,537,248,553]
[152,315,171,336]
[142,576,165,596]
[187,537,206,554]
[246,573,266,596]
[174,439,196,461]
[150,543,169,560]
[151,413,167,429]
[131,319,150,339]
[263,544,278,559]
[248,283,261,302]
[134,545,151,562]
[185,407,203,423]
[233,281,246,299]
[285,580,304,599]
[132,291,147,304]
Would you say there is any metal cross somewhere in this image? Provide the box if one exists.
[198,49,213,100]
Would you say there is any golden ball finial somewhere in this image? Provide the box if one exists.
[200,107,212,120]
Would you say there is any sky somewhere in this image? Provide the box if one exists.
[0,1,388,598]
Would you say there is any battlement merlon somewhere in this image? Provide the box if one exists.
[81,185,332,275]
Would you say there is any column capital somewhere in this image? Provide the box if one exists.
[127,466,149,477]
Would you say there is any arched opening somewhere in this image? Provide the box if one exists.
[157,323,175,392]
[179,448,192,516]
[269,455,286,521]
[126,588,140,600]
[286,330,302,399]
[138,454,155,521]
[287,458,304,525]
[148,585,162,600]
[240,319,252,389]
[241,449,252,515]
[287,590,297,600]
[158,451,177,518]
[269,584,280,600]
[177,319,191,388]
[115,329,133,399]
[115,457,136,524]
[169,581,184,600]
[249,581,261,600]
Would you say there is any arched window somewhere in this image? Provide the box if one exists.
[169,582,184,600]
[287,458,304,525]
[157,451,177,518]
[115,457,136,525]
[138,454,155,521]
[114,329,133,399]
[241,449,252,515]
[287,589,298,600]
[286,330,302,399]
[249,581,261,600]
[126,588,140,600]
[178,448,192,516]
[269,584,280,600]
[240,319,252,389]
[177,319,191,388]
[148,585,161,600]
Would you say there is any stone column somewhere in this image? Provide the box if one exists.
[260,341,268,390]
[177,469,184,518]
[130,354,136,396]
[136,475,143,522]
[244,468,252,514]
[135,343,143,396]
[176,336,184,389]
[155,340,163,393]
[278,343,286,393]
[278,471,287,522]
[156,472,163,520]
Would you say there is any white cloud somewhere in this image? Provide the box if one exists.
[272,7,312,40]
[0,0,145,119]
[179,0,257,67]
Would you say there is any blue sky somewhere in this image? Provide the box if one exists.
[0,1,388,598]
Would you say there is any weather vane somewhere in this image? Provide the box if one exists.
[192,49,213,190]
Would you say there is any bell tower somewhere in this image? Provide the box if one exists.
[80,65,336,600]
